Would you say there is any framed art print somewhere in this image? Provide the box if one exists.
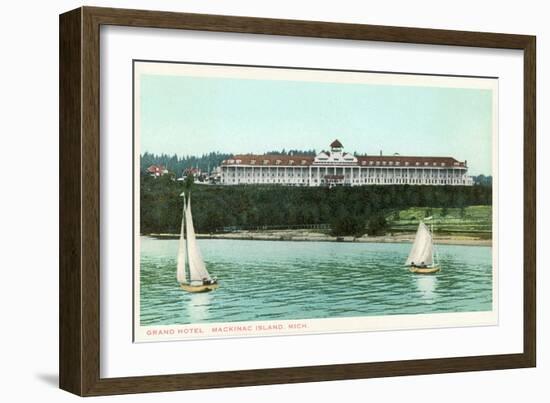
[59,6,536,396]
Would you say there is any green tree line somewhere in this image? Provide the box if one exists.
[141,152,232,177]
[140,174,492,236]
[141,150,319,177]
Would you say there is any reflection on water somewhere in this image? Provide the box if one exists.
[139,237,493,326]
[415,275,438,304]
[186,292,212,323]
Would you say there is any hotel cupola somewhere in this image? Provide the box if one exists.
[330,139,344,152]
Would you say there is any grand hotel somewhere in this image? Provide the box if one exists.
[218,140,473,187]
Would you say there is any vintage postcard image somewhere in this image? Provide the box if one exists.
[133,61,498,342]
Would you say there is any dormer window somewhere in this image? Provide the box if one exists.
[289,160,294,165]
[376,161,380,165]
[369,161,374,165]
[389,161,393,165]
[301,160,307,165]
[382,161,387,165]
[416,162,420,166]
[236,159,242,164]
[263,160,269,165]
[228,159,235,164]
[405,162,409,166]
[362,161,366,166]
[424,162,429,166]
[441,162,446,166]
[396,161,400,166]
[276,160,281,165]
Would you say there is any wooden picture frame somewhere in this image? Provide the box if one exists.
[59,6,536,396]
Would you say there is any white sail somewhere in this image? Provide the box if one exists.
[405,222,434,266]
[176,193,187,284]
[185,195,211,283]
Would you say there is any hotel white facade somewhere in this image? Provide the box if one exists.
[219,140,473,187]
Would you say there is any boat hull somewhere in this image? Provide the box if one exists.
[409,265,440,274]
[180,283,219,293]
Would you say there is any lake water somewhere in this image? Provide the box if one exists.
[139,237,493,326]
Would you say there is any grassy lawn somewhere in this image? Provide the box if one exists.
[388,205,492,235]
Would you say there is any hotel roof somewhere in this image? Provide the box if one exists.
[223,155,315,166]
[356,155,465,167]
[222,154,466,167]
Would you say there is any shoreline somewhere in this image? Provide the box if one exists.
[146,230,492,247]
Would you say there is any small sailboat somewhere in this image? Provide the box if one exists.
[405,221,440,274]
[177,192,219,292]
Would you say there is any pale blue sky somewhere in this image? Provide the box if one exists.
[139,73,494,175]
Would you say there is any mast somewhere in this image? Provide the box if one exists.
[431,221,435,266]
[428,217,439,266]
[176,192,187,283]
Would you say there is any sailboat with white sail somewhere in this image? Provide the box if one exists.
[405,220,440,274]
[177,192,219,292]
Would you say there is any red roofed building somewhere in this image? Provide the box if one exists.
[219,140,473,187]
[147,164,169,177]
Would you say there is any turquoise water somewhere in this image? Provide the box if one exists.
[139,237,493,325]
